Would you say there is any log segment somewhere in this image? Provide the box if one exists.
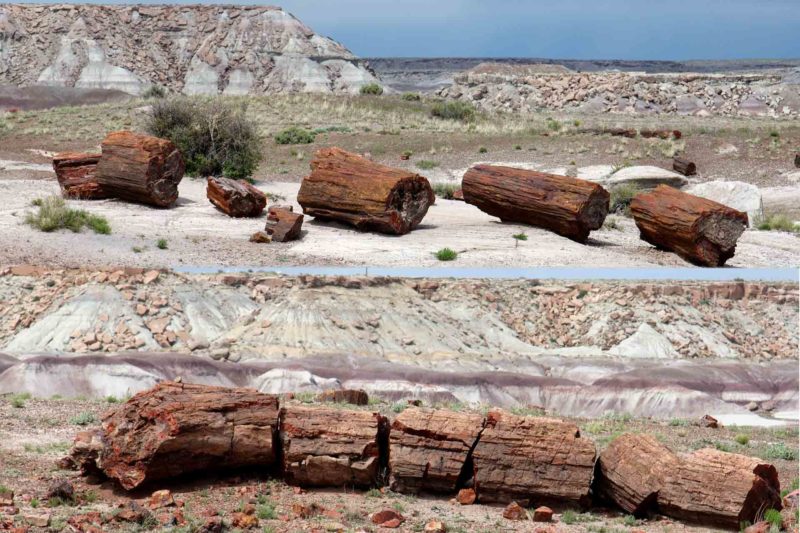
[471,410,596,505]
[95,131,185,207]
[630,185,748,266]
[207,177,266,217]
[280,406,388,488]
[795,153,799,168]
[672,157,697,176]
[594,433,680,516]
[265,206,303,242]
[389,408,484,494]
[52,152,107,199]
[297,147,435,235]
[461,164,609,242]
[97,382,279,490]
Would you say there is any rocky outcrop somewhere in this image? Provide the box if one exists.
[0,4,378,95]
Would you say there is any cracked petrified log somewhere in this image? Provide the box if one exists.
[630,185,749,266]
[207,176,266,217]
[265,205,303,242]
[594,433,680,516]
[389,408,485,494]
[471,410,596,505]
[280,406,388,488]
[672,157,697,176]
[52,152,108,199]
[97,382,279,490]
[660,448,782,529]
[95,131,185,207]
[461,164,609,243]
[297,147,435,235]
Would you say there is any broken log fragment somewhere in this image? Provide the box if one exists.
[461,164,609,243]
[265,205,303,242]
[97,382,279,490]
[52,152,108,199]
[672,157,697,176]
[659,448,782,529]
[207,176,266,217]
[471,410,596,505]
[297,147,435,235]
[594,433,680,516]
[389,408,485,494]
[280,406,388,488]
[95,131,185,207]
[630,185,749,266]
[795,153,799,168]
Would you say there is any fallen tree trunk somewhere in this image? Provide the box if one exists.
[672,157,697,176]
[389,408,485,494]
[461,164,609,243]
[207,177,266,217]
[96,382,279,490]
[280,406,388,488]
[297,147,435,235]
[659,448,782,529]
[95,131,185,207]
[630,185,749,266]
[471,410,596,505]
[52,152,108,199]
[594,433,680,516]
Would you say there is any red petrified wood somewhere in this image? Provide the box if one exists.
[52,152,107,199]
[265,205,304,242]
[207,176,266,217]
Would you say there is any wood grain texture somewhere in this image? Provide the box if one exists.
[52,152,107,199]
[207,176,266,217]
[673,157,697,176]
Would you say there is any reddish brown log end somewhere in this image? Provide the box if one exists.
[52,152,107,199]
[207,176,267,217]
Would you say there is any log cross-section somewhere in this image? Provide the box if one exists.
[297,147,435,235]
[52,152,107,199]
[461,164,609,243]
[672,157,697,176]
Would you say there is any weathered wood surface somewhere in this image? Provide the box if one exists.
[672,157,697,176]
[52,152,107,199]
[280,406,387,488]
[265,206,303,242]
[389,408,484,494]
[297,147,435,235]
[630,185,749,266]
[659,448,782,529]
[594,433,680,516]
[471,410,596,505]
[461,164,609,243]
[97,382,279,489]
[95,131,185,207]
[207,176,266,217]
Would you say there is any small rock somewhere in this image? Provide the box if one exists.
[456,488,476,505]
[148,489,174,509]
[114,501,150,524]
[424,520,447,533]
[231,511,258,529]
[209,348,230,360]
[23,512,50,527]
[371,509,404,527]
[699,414,719,428]
[502,502,528,521]
[746,401,759,412]
[249,231,272,244]
[783,489,800,509]
[743,521,770,533]
[0,489,13,507]
[143,270,160,284]
[760,400,776,412]
[46,479,74,503]
[532,506,553,522]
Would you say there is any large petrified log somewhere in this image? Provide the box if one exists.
[52,152,108,199]
[660,448,782,529]
[280,406,388,488]
[389,408,484,494]
[594,433,680,516]
[630,185,749,266]
[297,147,435,235]
[207,176,266,217]
[95,131,185,207]
[471,410,596,505]
[672,157,697,176]
[461,164,609,242]
[97,382,279,490]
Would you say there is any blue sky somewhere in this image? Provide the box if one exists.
[20,0,800,59]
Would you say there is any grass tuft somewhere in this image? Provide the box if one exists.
[757,214,800,233]
[359,83,384,96]
[430,101,476,122]
[415,160,439,170]
[432,183,459,199]
[435,248,458,261]
[274,126,315,145]
[609,184,641,216]
[25,196,111,234]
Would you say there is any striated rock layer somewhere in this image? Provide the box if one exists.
[0,4,379,95]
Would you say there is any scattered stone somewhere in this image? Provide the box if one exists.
[371,509,404,527]
[23,512,50,527]
[142,270,160,285]
[502,502,527,521]
[317,389,369,406]
[265,206,304,242]
[424,520,447,533]
[148,489,174,509]
[207,176,267,218]
[532,506,553,522]
[746,401,759,411]
[114,501,150,524]
[0,489,13,507]
[45,479,75,503]
[456,488,476,505]
[249,231,272,244]
[699,414,719,428]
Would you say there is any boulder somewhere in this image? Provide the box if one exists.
[207,177,266,217]
[605,166,688,190]
[502,502,527,520]
[687,181,763,227]
[265,206,304,242]
[52,152,107,199]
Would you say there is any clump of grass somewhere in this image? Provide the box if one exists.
[734,434,750,446]
[25,196,111,234]
[764,442,797,460]
[401,92,421,101]
[105,395,119,404]
[390,401,408,414]
[132,246,143,253]
[668,418,689,427]
[545,117,562,132]
[156,238,168,250]
[359,83,384,96]
[10,392,31,408]
[561,510,577,525]
[512,233,528,241]
[478,146,488,153]
[514,144,522,150]
[430,100,476,122]
[415,160,439,170]
[609,184,641,216]
[757,214,800,233]
[70,412,96,426]
[274,126,315,145]
[435,248,457,261]
[256,500,277,520]
[764,508,782,529]
[142,85,167,99]
[432,183,459,199]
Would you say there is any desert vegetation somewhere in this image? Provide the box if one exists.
[25,196,110,234]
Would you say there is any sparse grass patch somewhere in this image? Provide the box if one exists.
[430,100,476,122]
[69,412,96,426]
[25,196,111,234]
[545,117,562,132]
[156,238,168,250]
[764,508,782,529]
[432,183,459,199]
[435,248,457,261]
[401,92,421,101]
[609,184,641,216]
[478,146,488,153]
[256,500,277,520]
[415,159,439,170]
[734,434,750,446]
[360,83,384,96]
[142,85,167,99]
[512,233,528,241]
[390,401,408,414]
[764,442,797,460]
[274,126,315,145]
[132,246,143,253]
[757,214,800,233]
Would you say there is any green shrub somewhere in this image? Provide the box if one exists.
[764,442,797,460]
[435,248,457,261]
[609,184,641,216]
[391,401,408,414]
[415,160,439,170]
[757,214,800,233]
[70,412,96,426]
[561,510,577,525]
[25,196,110,234]
[764,508,782,528]
[142,85,167,99]
[432,183,459,199]
[256,500,277,520]
[478,146,488,153]
[360,83,384,95]
[734,434,750,446]
[430,100,476,122]
[147,97,262,179]
[401,92,421,101]
[514,144,522,150]
[546,117,562,132]
[513,233,528,241]
[156,238,168,250]
[274,126,316,145]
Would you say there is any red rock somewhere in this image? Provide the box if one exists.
[231,511,258,529]
[0,489,13,507]
[292,503,322,518]
[424,520,447,532]
[265,206,304,242]
[699,414,719,428]
[113,501,150,524]
[502,502,527,521]
[46,479,74,503]
[67,511,104,532]
[456,488,476,505]
[743,521,770,533]
[148,489,174,509]
[317,389,369,406]
[52,152,107,199]
[381,518,402,528]
[532,506,553,522]
[207,176,266,217]
[371,509,404,526]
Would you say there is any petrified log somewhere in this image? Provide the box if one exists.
[280,406,388,488]
[52,152,108,199]
[594,433,680,516]
[389,408,484,494]
[297,147,435,235]
[672,157,697,176]
[96,382,279,490]
[795,154,799,168]
[461,164,609,242]
[265,206,303,242]
[660,448,782,529]
[630,185,749,266]
[95,131,184,207]
[470,410,596,505]
[207,176,266,217]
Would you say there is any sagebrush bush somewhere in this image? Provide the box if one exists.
[360,83,384,95]
[609,184,641,216]
[146,97,262,179]
[26,196,111,234]
[142,85,167,99]
[402,92,421,101]
[274,126,316,145]
[430,100,476,122]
